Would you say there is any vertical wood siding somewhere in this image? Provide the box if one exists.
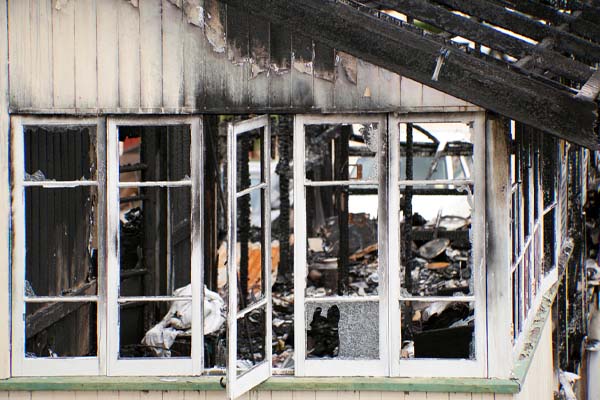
[0,0,11,380]
[2,393,510,400]
[6,0,475,113]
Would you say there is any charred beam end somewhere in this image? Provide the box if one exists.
[576,71,600,102]
[223,0,598,149]
[372,0,593,83]
[431,0,600,64]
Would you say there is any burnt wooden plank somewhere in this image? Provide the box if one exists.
[202,0,229,110]
[220,0,598,148]
[373,0,593,83]
[25,281,97,338]
[183,9,206,109]
[248,12,270,108]
[492,0,600,44]
[225,2,249,109]
[334,51,359,110]
[313,41,335,110]
[431,0,600,64]
[576,70,600,101]
[269,23,292,109]
[291,33,314,108]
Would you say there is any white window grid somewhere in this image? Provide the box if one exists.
[10,116,105,376]
[294,113,487,378]
[509,125,561,347]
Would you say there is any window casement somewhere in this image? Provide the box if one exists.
[9,112,487,390]
[294,113,487,378]
[11,116,104,376]
[10,116,205,377]
[509,123,560,345]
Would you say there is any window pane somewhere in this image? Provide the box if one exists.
[306,301,379,360]
[236,129,264,192]
[25,187,98,297]
[118,125,191,182]
[401,193,473,297]
[400,301,474,359]
[236,306,267,376]
[305,123,380,182]
[119,187,192,296]
[25,302,97,358]
[399,122,473,183]
[119,300,192,358]
[235,192,265,310]
[306,189,379,297]
[24,126,96,181]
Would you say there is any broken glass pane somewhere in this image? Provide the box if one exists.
[24,126,97,181]
[305,301,379,360]
[119,299,192,358]
[236,130,264,192]
[400,301,474,359]
[25,187,98,297]
[236,306,267,376]
[306,189,379,297]
[543,210,556,274]
[118,125,191,182]
[305,123,380,182]
[25,302,97,358]
[119,186,192,296]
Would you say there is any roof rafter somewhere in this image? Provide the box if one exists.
[372,0,593,83]
[494,0,600,42]
[431,0,600,64]
[219,0,598,148]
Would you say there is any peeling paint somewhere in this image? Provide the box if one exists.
[336,52,358,85]
[53,0,69,10]
[204,0,226,53]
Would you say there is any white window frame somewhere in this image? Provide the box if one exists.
[293,114,389,377]
[10,116,105,376]
[388,112,487,378]
[226,115,273,398]
[509,126,561,352]
[106,116,203,376]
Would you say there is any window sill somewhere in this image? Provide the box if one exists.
[0,376,519,394]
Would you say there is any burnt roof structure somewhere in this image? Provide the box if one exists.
[221,0,600,148]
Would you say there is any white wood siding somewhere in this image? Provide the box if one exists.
[6,0,477,114]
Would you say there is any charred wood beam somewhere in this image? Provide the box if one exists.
[372,0,593,83]
[25,280,97,338]
[576,71,600,101]
[492,0,600,43]
[220,0,598,149]
[430,0,600,64]
[569,0,600,24]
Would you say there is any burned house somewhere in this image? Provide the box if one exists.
[0,0,599,399]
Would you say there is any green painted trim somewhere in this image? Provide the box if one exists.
[0,376,519,393]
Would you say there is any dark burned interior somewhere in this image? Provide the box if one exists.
[22,115,481,366]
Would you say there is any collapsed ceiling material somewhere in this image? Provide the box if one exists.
[219,0,600,149]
